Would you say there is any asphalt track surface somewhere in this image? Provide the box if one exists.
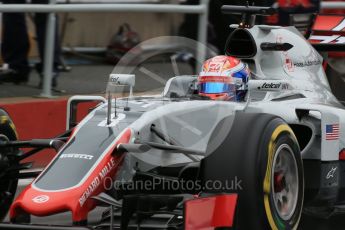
[2,63,345,228]
[0,62,194,98]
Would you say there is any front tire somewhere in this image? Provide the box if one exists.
[262,122,303,230]
[201,113,304,230]
[0,109,19,221]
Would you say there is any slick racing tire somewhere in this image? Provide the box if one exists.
[0,109,19,221]
[201,113,304,230]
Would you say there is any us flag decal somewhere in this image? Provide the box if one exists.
[326,124,340,140]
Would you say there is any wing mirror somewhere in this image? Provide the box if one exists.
[66,95,107,130]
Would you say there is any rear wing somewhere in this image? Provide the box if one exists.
[309,14,345,52]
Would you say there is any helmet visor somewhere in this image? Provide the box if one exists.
[198,82,235,94]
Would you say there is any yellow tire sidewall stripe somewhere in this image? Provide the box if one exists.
[263,124,296,230]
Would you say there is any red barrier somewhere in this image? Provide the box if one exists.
[0,98,97,167]
[1,99,67,140]
[0,99,67,167]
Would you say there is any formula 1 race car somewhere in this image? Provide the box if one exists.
[0,5,345,230]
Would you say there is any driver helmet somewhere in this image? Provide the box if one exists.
[198,55,250,101]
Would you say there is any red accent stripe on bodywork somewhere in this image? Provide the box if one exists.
[309,14,345,58]
[10,128,132,222]
[184,194,238,230]
[313,15,345,34]
[339,149,345,160]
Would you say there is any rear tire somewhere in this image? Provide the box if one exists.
[201,113,304,230]
[0,109,19,221]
